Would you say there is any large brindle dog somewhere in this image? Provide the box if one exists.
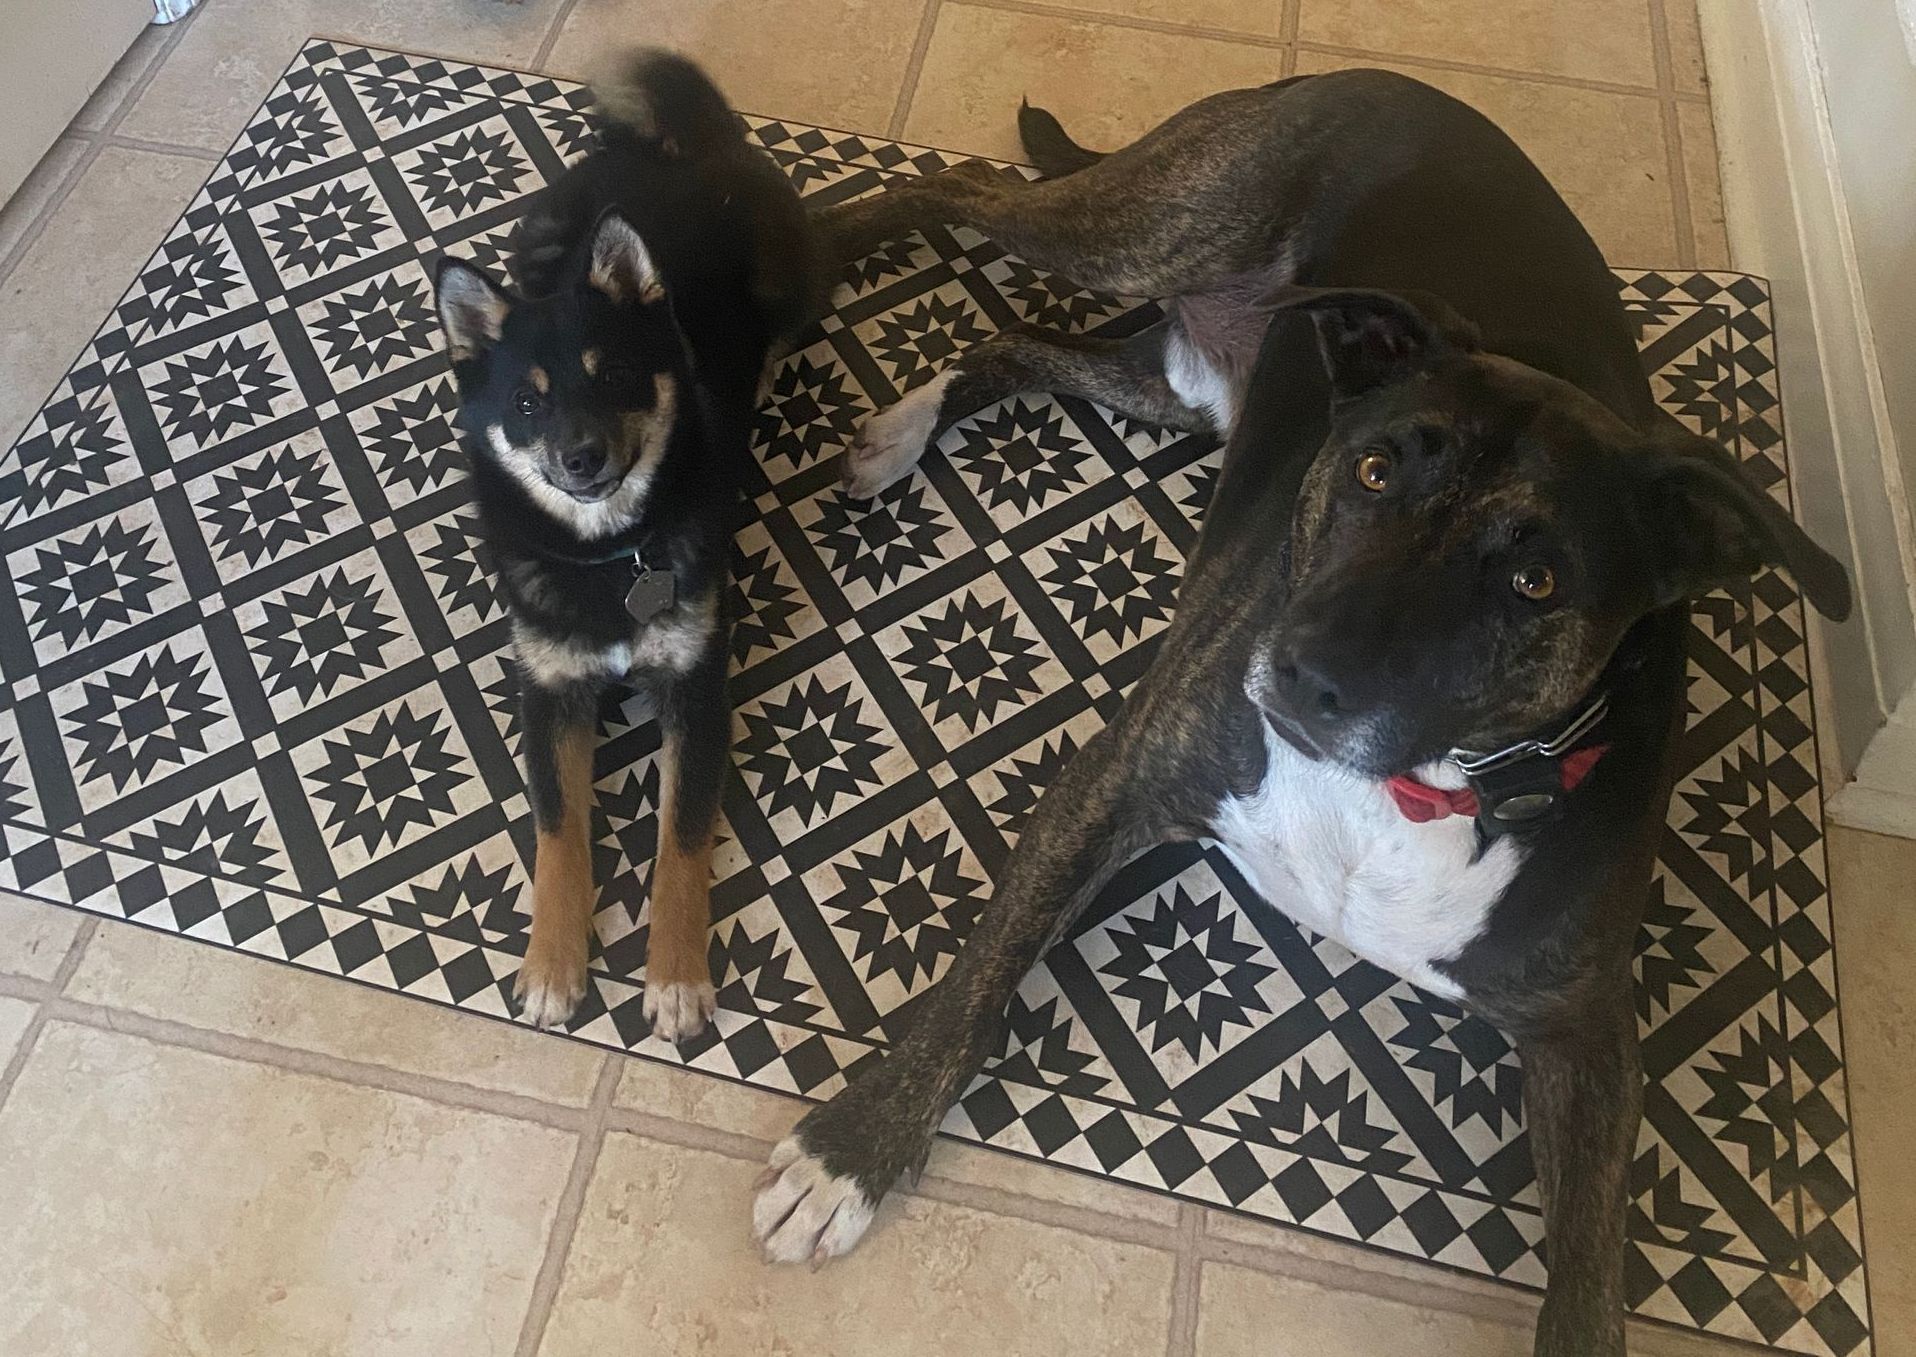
[750,70,1853,1354]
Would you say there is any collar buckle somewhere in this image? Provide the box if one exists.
[1445,692,1610,838]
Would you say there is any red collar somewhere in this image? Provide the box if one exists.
[1384,745,1609,824]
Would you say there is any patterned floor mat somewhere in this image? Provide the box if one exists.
[0,41,1869,1355]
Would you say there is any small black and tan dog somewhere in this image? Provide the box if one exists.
[753,73,1852,1355]
[434,52,821,1038]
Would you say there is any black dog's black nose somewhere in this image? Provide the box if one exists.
[1274,654,1346,722]
[562,444,607,479]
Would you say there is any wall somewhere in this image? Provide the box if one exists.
[1810,0,1916,535]
[1702,0,1916,794]
[0,0,153,201]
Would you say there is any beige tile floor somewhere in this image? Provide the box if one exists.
[0,1,1908,1353]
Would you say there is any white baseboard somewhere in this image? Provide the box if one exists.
[1828,687,1916,838]
[1697,0,1916,784]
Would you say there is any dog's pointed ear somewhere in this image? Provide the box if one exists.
[1266,285,1478,399]
[588,210,665,304]
[435,256,511,365]
[1637,428,1852,620]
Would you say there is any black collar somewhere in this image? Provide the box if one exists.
[1446,689,1611,839]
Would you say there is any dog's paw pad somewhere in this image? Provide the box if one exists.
[644,979,717,1043]
[841,371,952,499]
[753,1135,877,1266]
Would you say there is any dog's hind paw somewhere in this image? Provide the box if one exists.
[643,978,717,1043]
[840,369,953,499]
[753,1135,878,1267]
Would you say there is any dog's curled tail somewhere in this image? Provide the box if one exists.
[594,49,743,155]
[1017,99,1105,178]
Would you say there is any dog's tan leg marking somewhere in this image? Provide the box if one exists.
[516,728,596,1028]
[643,732,718,1041]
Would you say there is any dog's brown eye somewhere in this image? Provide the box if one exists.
[1355,450,1392,492]
[1512,564,1556,601]
[514,388,543,417]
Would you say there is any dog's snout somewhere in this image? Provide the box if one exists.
[1273,651,1347,723]
[562,443,608,479]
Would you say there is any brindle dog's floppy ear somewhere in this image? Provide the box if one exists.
[1638,428,1853,620]
[434,256,511,366]
[1266,285,1479,400]
[587,209,665,304]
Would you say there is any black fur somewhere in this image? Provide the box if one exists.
[432,50,821,1036]
[766,71,1852,1357]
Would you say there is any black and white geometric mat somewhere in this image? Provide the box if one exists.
[0,42,1869,1355]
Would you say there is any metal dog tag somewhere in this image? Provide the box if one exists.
[625,566,676,624]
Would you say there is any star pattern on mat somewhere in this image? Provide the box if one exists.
[947,399,1102,519]
[0,45,1868,1356]
[307,272,441,381]
[147,335,292,448]
[1098,885,1280,1061]
[736,674,892,832]
[244,566,407,707]
[890,589,1048,734]
[14,513,177,651]
[257,178,393,278]
[819,820,988,990]
[189,439,352,571]
[301,699,475,856]
[55,640,232,794]
[401,121,533,220]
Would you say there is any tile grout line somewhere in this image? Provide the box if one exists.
[0,919,96,1117]
[953,0,1288,50]
[1647,0,1698,269]
[1163,1205,1204,1357]
[99,133,227,163]
[0,14,192,288]
[1278,0,1299,77]
[1194,1226,1774,1357]
[531,0,589,75]
[944,0,1709,100]
[40,993,591,1130]
[11,962,1778,1354]
[512,1054,623,1357]
[887,0,947,141]
[1295,37,1691,100]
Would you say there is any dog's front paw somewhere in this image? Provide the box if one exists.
[753,1133,879,1267]
[644,978,717,1043]
[841,370,953,499]
[514,937,588,1029]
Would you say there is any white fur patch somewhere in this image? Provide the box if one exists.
[1164,325,1237,433]
[754,1136,878,1265]
[644,979,717,1042]
[841,368,954,498]
[1210,721,1520,1000]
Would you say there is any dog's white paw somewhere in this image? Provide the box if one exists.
[841,369,954,499]
[753,1135,878,1267]
[644,979,717,1043]
[514,964,586,1030]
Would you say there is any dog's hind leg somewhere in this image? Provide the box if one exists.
[642,647,726,1042]
[842,319,1209,498]
[820,160,1197,299]
[816,84,1307,299]
[516,678,605,1029]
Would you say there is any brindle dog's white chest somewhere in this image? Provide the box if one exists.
[1210,725,1521,1000]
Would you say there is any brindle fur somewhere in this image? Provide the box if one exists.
[761,71,1852,1355]
[434,50,822,1038]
